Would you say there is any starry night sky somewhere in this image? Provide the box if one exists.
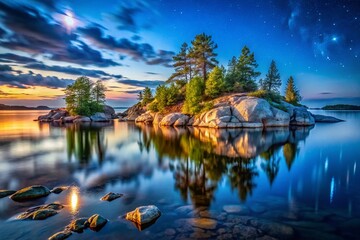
[0,0,359,107]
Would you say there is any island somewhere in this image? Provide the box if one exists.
[0,104,51,111]
[322,104,360,110]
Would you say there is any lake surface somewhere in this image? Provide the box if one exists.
[0,110,359,239]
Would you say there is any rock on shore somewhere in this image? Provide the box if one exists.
[10,185,51,202]
[126,205,161,225]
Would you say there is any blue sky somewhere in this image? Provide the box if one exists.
[0,0,359,107]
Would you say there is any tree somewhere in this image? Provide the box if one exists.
[65,76,106,116]
[225,46,260,92]
[137,91,143,102]
[142,87,153,105]
[285,76,302,105]
[151,83,181,112]
[189,33,218,81]
[168,42,192,82]
[260,60,281,94]
[205,66,225,98]
[183,76,205,114]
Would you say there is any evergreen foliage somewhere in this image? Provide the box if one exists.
[168,42,193,82]
[260,60,281,94]
[205,66,225,98]
[65,76,106,116]
[183,76,205,114]
[285,76,302,105]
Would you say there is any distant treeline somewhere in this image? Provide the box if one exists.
[0,104,51,110]
[322,104,360,110]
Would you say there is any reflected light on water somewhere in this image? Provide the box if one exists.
[330,177,335,203]
[354,162,357,175]
[69,186,80,215]
[324,158,328,172]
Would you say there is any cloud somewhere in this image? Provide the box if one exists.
[0,72,73,89]
[32,0,58,11]
[145,72,159,75]
[0,2,119,67]
[0,53,38,64]
[0,65,12,72]
[25,62,123,79]
[319,92,333,95]
[113,0,154,33]
[118,79,164,88]
[79,25,174,66]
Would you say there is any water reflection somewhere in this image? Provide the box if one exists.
[65,123,112,164]
[69,186,80,215]
[136,124,312,206]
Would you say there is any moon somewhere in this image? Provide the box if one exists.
[64,12,75,28]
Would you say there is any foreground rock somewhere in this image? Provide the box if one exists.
[126,205,161,225]
[38,108,68,122]
[48,230,72,240]
[0,190,16,198]
[312,114,344,123]
[120,103,146,121]
[17,203,64,220]
[51,186,69,194]
[87,214,108,231]
[10,185,51,202]
[159,113,189,126]
[67,218,89,233]
[100,192,123,201]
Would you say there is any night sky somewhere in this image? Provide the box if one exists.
[0,0,359,107]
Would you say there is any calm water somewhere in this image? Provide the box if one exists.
[0,110,359,239]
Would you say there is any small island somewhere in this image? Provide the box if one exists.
[0,104,51,111]
[322,104,360,110]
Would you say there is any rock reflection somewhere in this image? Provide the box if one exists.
[136,124,312,206]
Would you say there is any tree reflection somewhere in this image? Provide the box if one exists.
[135,124,311,207]
[66,123,110,164]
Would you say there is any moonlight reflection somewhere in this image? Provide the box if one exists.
[69,186,80,215]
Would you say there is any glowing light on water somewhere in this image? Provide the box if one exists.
[354,162,357,175]
[324,158,328,172]
[69,186,79,215]
[330,177,335,203]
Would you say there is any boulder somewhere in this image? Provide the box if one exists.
[100,192,123,201]
[87,214,108,231]
[38,108,69,122]
[10,185,51,202]
[126,205,161,225]
[17,203,64,220]
[153,113,165,125]
[122,103,146,121]
[290,107,315,126]
[264,107,290,127]
[233,97,273,122]
[67,218,89,233]
[135,111,154,123]
[73,116,91,123]
[174,115,190,126]
[0,190,16,198]
[187,218,217,230]
[90,112,109,122]
[50,186,68,194]
[62,116,76,123]
[312,114,344,123]
[203,106,232,123]
[103,105,116,119]
[48,230,72,240]
[160,113,189,126]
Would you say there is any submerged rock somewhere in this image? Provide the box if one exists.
[100,192,123,201]
[312,114,344,123]
[50,186,69,194]
[126,205,161,225]
[187,218,217,230]
[249,219,294,239]
[87,214,108,231]
[10,185,51,202]
[67,218,89,233]
[17,202,64,220]
[223,205,249,214]
[48,230,72,240]
[0,190,16,198]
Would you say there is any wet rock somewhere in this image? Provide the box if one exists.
[227,215,254,225]
[199,210,221,219]
[73,116,91,123]
[31,209,58,220]
[190,231,213,239]
[0,190,16,198]
[290,107,315,126]
[216,233,234,240]
[67,218,89,233]
[50,186,68,194]
[10,185,51,202]
[187,218,217,230]
[126,205,161,225]
[87,214,108,231]
[48,230,72,240]
[223,205,249,214]
[255,235,278,240]
[249,219,294,239]
[175,205,194,215]
[100,192,123,201]
[17,203,64,220]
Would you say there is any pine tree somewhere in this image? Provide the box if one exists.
[285,76,302,105]
[205,66,225,98]
[189,33,218,81]
[142,87,153,105]
[183,76,205,114]
[137,91,143,102]
[225,46,259,92]
[92,80,106,105]
[261,60,281,94]
[168,42,192,82]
